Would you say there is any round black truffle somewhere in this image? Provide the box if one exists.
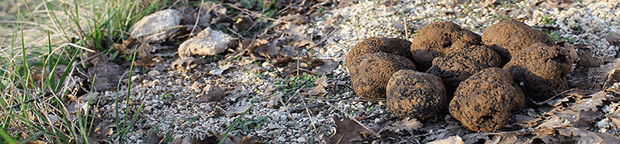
[410,21,482,70]
[387,70,447,120]
[346,37,412,74]
[503,42,573,101]
[350,52,417,99]
[482,20,555,60]
[449,68,525,132]
[427,45,502,97]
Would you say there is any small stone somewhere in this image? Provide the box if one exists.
[178,27,232,58]
[129,9,182,41]
[148,70,160,76]
[296,137,306,143]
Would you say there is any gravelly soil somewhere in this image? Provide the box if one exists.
[89,0,620,143]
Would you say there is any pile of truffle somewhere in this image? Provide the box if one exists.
[346,20,576,132]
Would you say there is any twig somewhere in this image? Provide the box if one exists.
[285,85,306,105]
[307,97,386,103]
[298,87,318,133]
[411,126,462,138]
[403,12,409,39]
[531,88,577,105]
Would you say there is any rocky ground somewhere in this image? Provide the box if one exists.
[76,0,620,143]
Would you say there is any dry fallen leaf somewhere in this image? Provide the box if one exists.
[89,121,115,142]
[571,91,608,112]
[87,61,123,91]
[602,33,620,45]
[323,115,376,144]
[558,127,620,144]
[306,75,328,96]
[380,117,423,133]
[201,86,226,102]
[170,57,207,70]
[538,117,571,130]
[226,104,251,117]
[210,63,232,76]
[496,133,519,144]
[606,114,620,128]
[603,59,620,89]
[313,60,340,75]
[555,109,602,128]
[428,135,464,144]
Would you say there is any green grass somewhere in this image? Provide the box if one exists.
[541,15,556,25]
[0,0,173,143]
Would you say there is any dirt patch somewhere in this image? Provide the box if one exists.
[449,68,525,132]
[482,20,555,61]
[386,70,447,120]
[503,42,575,101]
[410,21,481,71]
[350,52,416,99]
[427,45,502,97]
[345,37,412,74]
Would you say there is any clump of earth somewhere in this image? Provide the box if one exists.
[349,20,577,132]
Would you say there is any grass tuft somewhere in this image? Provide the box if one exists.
[1,0,172,143]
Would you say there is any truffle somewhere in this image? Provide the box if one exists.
[350,52,417,99]
[482,20,555,60]
[346,37,412,74]
[427,45,502,96]
[449,68,525,132]
[410,21,482,70]
[387,70,447,120]
[503,42,573,101]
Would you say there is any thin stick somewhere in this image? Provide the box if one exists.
[298,89,318,132]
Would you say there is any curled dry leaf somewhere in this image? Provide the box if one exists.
[428,135,464,144]
[89,121,115,142]
[602,33,620,45]
[603,59,620,89]
[537,117,571,130]
[554,109,603,128]
[210,63,232,76]
[576,50,602,68]
[305,75,328,96]
[200,86,226,102]
[323,115,376,144]
[87,61,123,91]
[280,14,309,25]
[380,117,423,133]
[226,104,251,117]
[313,60,340,75]
[570,91,608,112]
